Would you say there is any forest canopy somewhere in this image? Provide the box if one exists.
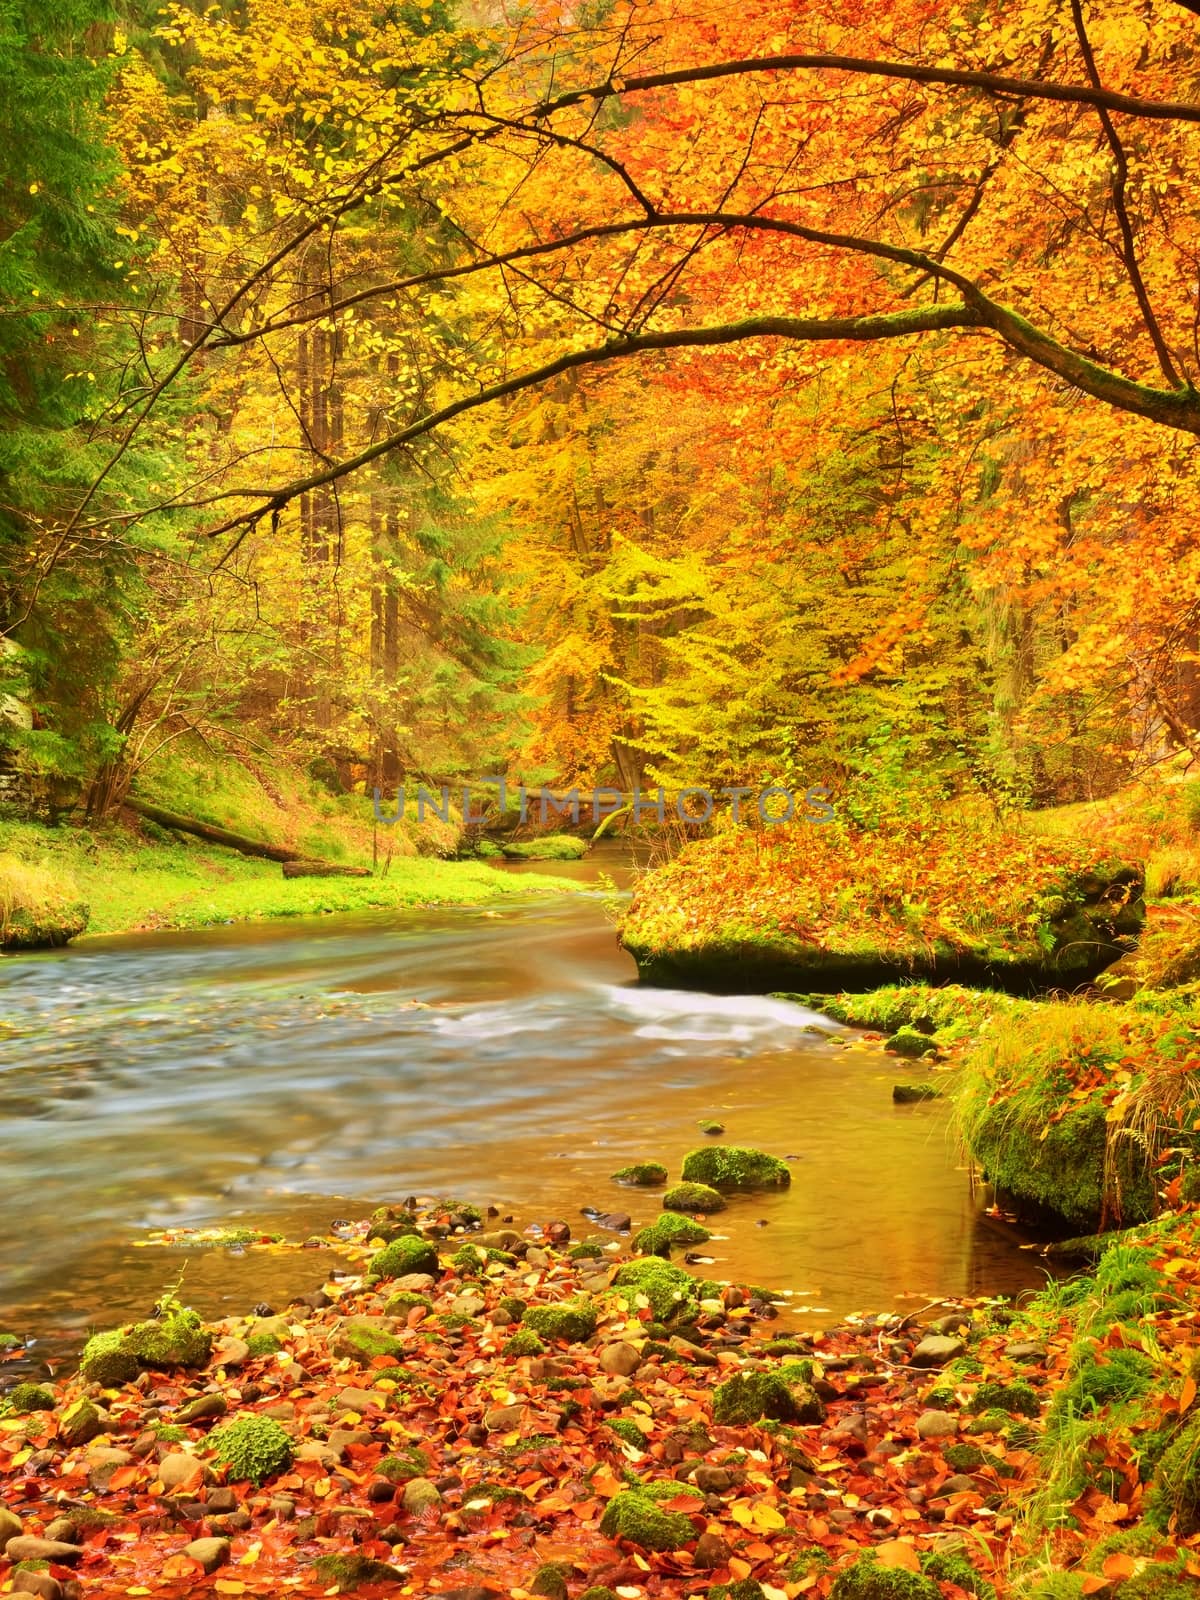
[3,0,1200,814]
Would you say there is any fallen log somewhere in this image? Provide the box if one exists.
[124,798,302,862]
[281,860,371,879]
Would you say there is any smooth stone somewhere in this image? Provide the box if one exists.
[1004,1341,1048,1362]
[261,1401,295,1420]
[158,1453,210,1491]
[5,1538,84,1564]
[392,1273,435,1292]
[11,1573,62,1600]
[483,1405,523,1431]
[183,1536,231,1573]
[213,1337,250,1368]
[928,1314,970,1336]
[402,1477,442,1514]
[597,1212,631,1232]
[297,1441,344,1467]
[85,1445,132,1466]
[693,1530,732,1569]
[335,1388,385,1413]
[451,1295,487,1317]
[598,1342,641,1378]
[917,1410,960,1439]
[938,1475,980,1495]
[692,1465,732,1492]
[206,1488,237,1513]
[670,1337,717,1367]
[327,1429,373,1452]
[525,1248,550,1269]
[269,1496,295,1519]
[0,1506,23,1547]
[911,1335,966,1368]
[176,1393,228,1425]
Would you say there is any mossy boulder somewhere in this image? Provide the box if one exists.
[58,1397,108,1447]
[612,1258,713,1323]
[530,1561,572,1599]
[6,1383,54,1413]
[830,1553,941,1600]
[599,1487,698,1550]
[886,1026,938,1058]
[712,1365,825,1426]
[662,1181,726,1213]
[208,1415,294,1485]
[311,1553,408,1591]
[523,1298,597,1344]
[245,1333,283,1359]
[504,1329,547,1357]
[331,1320,404,1363]
[634,1213,712,1256]
[79,1307,212,1387]
[367,1235,439,1281]
[501,836,587,860]
[969,1381,1041,1418]
[384,1291,432,1319]
[680,1145,790,1191]
[612,1162,668,1186]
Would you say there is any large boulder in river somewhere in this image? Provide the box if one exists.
[618,817,1143,993]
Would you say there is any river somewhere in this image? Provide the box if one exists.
[0,843,1051,1357]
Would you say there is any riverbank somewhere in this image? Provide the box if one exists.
[2,1186,1198,1600]
[0,820,580,943]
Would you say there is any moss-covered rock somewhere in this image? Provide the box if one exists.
[501,836,587,860]
[599,1488,697,1550]
[578,1589,619,1600]
[208,1415,294,1485]
[57,1396,107,1447]
[634,1213,712,1256]
[79,1306,212,1386]
[367,1235,439,1281]
[503,1329,547,1358]
[7,1383,54,1413]
[523,1298,597,1344]
[886,1026,939,1058]
[1150,1414,1200,1534]
[611,1258,711,1323]
[707,1583,767,1600]
[969,1381,1041,1418]
[330,1320,404,1363]
[310,1553,408,1591]
[920,1551,996,1600]
[377,1447,432,1483]
[712,1365,825,1426]
[662,1181,727,1213]
[830,1553,941,1600]
[245,1332,283,1359]
[612,1162,668,1186]
[0,855,88,950]
[384,1291,432,1319]
[680,1146,790,1191]
[530,1560,572,1598]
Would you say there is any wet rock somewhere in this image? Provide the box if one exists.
[11,1573,62,1600]
[57,1398,110,1449]
[183,1536,231,1574]
[928,1313,971,1336]
[598,1342,641,1377]
[596,1212,631,1232]
[6,1538,84,1564]
[917,1410,960,1440]
[176,1393,228,1425]
[212,1337,250,1368]
[269,1497,295,1520]
[671,1337,717,1366]
[205,1488,237,1513]
[368,1479,396,1503]
[911,1335,966,1367]
[938,1475,980,1495]
[1004,1340,1048,1362]
[158,1453,211,1492]
[525,1247,550,1269]
[483,1404,524,1432]
[402,1477,442,1515]
[692,1465,733,1493]
[693,1531,732,1569]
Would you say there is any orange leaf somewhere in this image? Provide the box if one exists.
[729,1558,753,1580]
[1081,1578,1109,1595]
[874,1541,921,1573]
[1180,1376,1197,1415]
[1102,1554,1137,1580]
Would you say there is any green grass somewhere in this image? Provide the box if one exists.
[0,817,577,938]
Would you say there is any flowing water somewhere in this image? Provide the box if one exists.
[0,844,1052,1358]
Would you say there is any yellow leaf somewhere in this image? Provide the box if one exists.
[215,1584,247,1596]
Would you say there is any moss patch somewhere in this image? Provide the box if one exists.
[662,1181,727,1213]
[679,1145,790,1190]
[208,1415,295,1485]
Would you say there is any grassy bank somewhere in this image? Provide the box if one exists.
[619,810,1143,993]
[0,744,581,941]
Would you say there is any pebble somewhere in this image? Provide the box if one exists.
[335,1388,385,1413]
[692,1465,733,1492]
[183,1536,231,1573]
[938,1475,979,1495]
[392,1273,436,1292]
[0,1506,22,1547]
[693,1531,731,1568]
[268,1497,295,1520]
[910,1334,966,1367]
[916,1409,960,1439]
